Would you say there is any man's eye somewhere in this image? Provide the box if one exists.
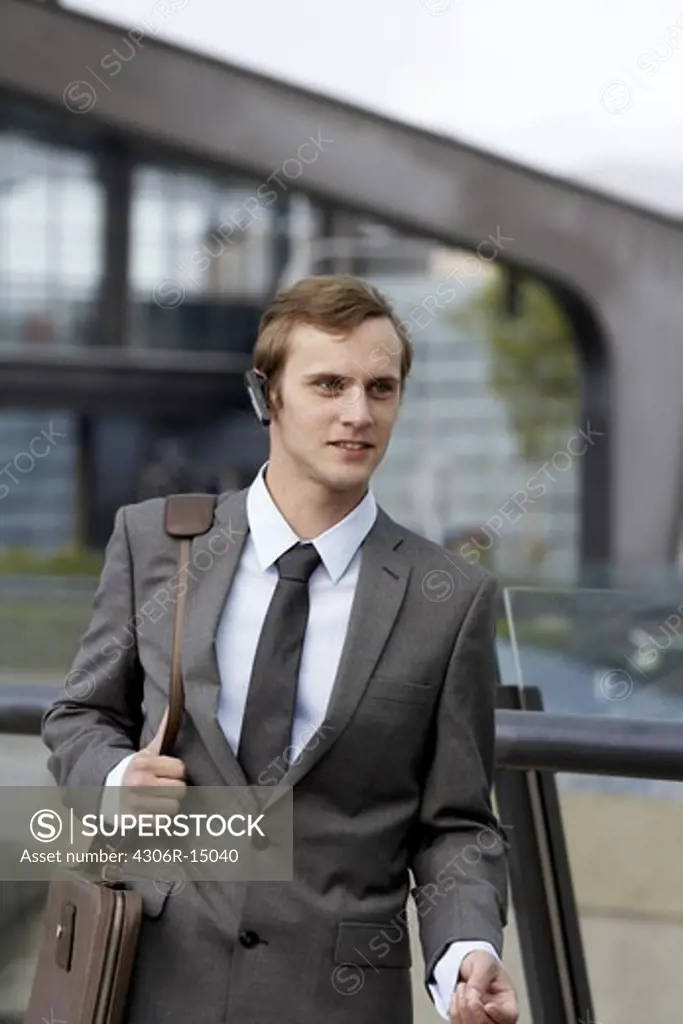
[320,380,342,391]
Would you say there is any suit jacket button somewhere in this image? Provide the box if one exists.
[239,930,260,949]
[251,832,270,851]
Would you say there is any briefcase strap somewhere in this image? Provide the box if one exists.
[160,494,218,756]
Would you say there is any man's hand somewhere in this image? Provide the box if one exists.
[121,709,187,815]
[449,951,519,1023]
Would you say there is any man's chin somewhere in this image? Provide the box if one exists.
[317,459,373,492]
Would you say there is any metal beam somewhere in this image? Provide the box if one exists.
[495,687,593,1024]
[2,0,683,569]
[96,137,132,350]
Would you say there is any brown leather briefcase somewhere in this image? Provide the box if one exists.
[24,493,217,1024]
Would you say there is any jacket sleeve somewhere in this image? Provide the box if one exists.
[409,573,509,985]
[42,505,145,815]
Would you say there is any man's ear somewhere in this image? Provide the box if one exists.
[267,381,281,416]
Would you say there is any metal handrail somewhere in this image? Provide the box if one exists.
[494,708,683,781]
[5,685,683,781]
[0,686,54,735]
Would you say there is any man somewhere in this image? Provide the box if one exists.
[42,274,518,1024]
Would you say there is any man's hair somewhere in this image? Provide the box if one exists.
[252,274,413,409]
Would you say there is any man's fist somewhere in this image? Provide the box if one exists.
[121,708,187,815]
[449,951,519,1023]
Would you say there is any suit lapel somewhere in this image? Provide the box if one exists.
[180,490,410,816]
[181,488,253,791]
[261,508,410,814]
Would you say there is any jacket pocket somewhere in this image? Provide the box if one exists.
[366,675,436,704]
[334,920,412,969]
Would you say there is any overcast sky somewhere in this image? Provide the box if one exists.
[66,0,683,216]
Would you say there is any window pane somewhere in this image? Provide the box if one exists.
[0,129,103,348]
[130,164,271,352]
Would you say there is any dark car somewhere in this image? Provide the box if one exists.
[567,598,683,694]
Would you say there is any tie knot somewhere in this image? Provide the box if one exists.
[276,543,322,583]
[274,544,323,585]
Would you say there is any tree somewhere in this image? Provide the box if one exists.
[456,272,579,462]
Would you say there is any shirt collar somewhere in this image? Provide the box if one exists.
[246,462,377,584]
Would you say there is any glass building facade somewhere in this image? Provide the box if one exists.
[0,95,580,581]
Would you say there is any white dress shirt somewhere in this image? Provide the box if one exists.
[105,463,498,1016]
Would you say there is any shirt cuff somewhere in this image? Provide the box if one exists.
[99,752,136,822]
[428,941,500,1020]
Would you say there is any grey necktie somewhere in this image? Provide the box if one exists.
[238,542,322,785]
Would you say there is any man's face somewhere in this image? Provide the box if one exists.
[269,316,403,495]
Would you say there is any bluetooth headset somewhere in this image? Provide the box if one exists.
[244,369,271,427]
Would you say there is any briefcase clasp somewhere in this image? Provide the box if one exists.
[54,902,76,972]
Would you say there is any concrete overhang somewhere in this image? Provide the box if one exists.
[0,345,250,416]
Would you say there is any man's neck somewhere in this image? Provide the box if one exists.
[263,462,367,540]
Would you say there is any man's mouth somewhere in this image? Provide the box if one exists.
[329,442,373,451]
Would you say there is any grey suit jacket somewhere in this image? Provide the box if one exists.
[42,488,509,1024]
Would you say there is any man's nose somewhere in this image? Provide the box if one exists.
[340,384,373,423]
